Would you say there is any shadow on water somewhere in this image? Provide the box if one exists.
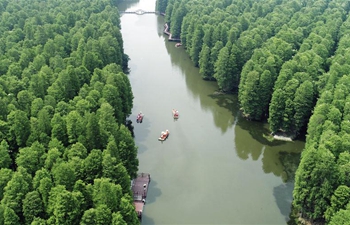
[208,93,239,133]
[146,178,161,205]
[273,182,295,222]
[117,0,141,12]
[131,114,151,154]
[273,150,301,222]
[236,114,288,147]
[235,109,303,180]
[141,214,155,225]
[158,19,238,134]
[279,152,301,183]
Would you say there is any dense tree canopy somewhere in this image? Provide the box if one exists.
[0,0,139,224]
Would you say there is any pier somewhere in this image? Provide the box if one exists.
[131,173,151,220]
[164,23,181,42]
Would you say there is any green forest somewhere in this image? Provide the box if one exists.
[0,0,141,224]
[2,0,350,224]
[156,0,350,224]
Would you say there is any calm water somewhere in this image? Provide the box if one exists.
[119,1,305,224]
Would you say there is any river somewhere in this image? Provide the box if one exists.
[118,0,305,224]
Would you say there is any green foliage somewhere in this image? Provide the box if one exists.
[0,169,13,200]
[0,140,12,168]
[98,103,119,148]
[112,211,127,225]
[119,195,139,225]
[156,0,168,13]
[66,142,88,160]
[51,113,68,146]
[52,162,76,191]
[23,191,45,225]
[3,206,20,225]
[214,46,231,91]
[39,177,53,213]
[199,44,212,79]
[293,146,338,220]
[325,185,350,222]
[66,110,84,144]
[328,204,350,225]
[52,189,82,225]
[92,178,122,211]
[189,25,203,67]
[1,171,30,216]
[8,110,30,148]
[82,150,103,183]
[116,125,138,179]
[80,205,112,225]
[16,142,46,176]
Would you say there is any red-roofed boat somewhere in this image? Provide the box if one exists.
[172,109,179,119]
[158,130,169,141]
[136,112,144,123]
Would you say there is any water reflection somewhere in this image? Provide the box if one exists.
[157,16,304,183]
[273,182,294,222]
[209,93,238,133]
[140,214,155,225]
[160,30,238,133]
[274,152,301,222]
[236,115,285,146]
[117,0,141,12]
[119,7,307,223]
[279,152,301,182]
[145,178,161,205]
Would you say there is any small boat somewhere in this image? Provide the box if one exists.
[158,130,169,141]
[136,112,144,123]
[172,109,179,119]
[175,43,182,47]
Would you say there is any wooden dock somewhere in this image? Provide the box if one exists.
[131,173,151,220]
[164,23,181,42]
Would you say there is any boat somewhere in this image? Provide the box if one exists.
[172,109,179,119]
[158,130,169,141]
[136,112,144,123]
[131,173,151,221]
[175,43,182,47]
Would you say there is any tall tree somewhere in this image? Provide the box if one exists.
[1,171,30,216]
[293,146,338,220]
[116,125,138,179]
[0,169,13,200]
[92,178,122,211]
[214,45,231,91]
[82,149,103,183]
[199,44,212,79]
[119,195,139,225]
[190,24,204,67]
[16,142,46,176]
[66,110,84,144]
[52,162,76,191]
[8,110,30,148]
[0,140,12,169]
[22,191,45,225]
[52,189,82,225]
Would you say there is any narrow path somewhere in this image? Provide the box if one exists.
[163,23,181,42]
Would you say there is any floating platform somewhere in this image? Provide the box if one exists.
[131,173,151,220]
